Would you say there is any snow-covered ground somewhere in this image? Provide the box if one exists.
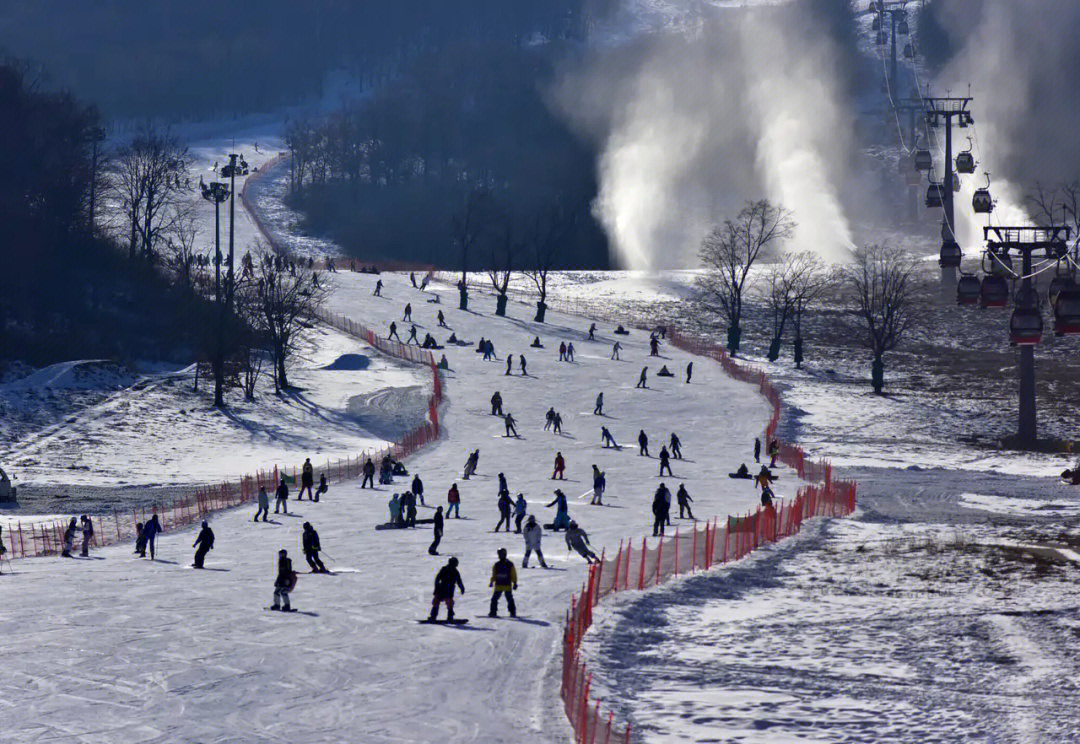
[2,269,776,743]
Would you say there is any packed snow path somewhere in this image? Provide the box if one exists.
[2,271,774,743]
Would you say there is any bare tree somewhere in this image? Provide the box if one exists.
[524,201,577,323]
[253,263,331,393]
[162,205,199,293]
[787,252,836,369]
[235,279,268,402]
[486,213,519,317]
[111,126,189,262]
[696,199,795,354]
[763,259,797,362]
[843,244,918,394]
[1028,181,1080,263]
[451,187,496,311]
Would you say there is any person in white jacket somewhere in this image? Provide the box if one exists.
[522,516,548,568]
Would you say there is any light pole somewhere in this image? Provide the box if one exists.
[201,180,230,407]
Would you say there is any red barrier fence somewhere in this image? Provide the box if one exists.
[7,307,444,559]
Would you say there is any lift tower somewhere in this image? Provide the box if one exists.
[924,96,973,287]
[984,226,1071,449]
[875,2,908,93]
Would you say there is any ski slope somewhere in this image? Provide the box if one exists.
[2,270,775,743]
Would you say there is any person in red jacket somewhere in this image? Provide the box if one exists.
[447,482,461,518]
[552,452,566,480]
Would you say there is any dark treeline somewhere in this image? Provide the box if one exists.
[285,41,610,269]
[0,1,612,120]
[0,63,215,365]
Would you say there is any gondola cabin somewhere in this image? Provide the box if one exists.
[979,275,1009,308]
[957,275,980,305]
[1010,308,1043,345]
[926,183,944,208]
[1054,290,1080,335]
[939,241,962,268]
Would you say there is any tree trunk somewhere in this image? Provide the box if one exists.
[872,354,885,394]
[277,350,289,390]
[767,336,782,362]
[794,335,804,369]
[495,293,508,317]
[726,323,742,355]
[534,301,547,323]
[458,285,468,311]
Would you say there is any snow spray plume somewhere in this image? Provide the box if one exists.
[921,0,1080,236]
[553,0,859,270]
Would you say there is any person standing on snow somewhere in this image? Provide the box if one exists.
[565,522,599,564]
[192,521,214,568]
[659,446,673,477]
[490,391,504,417]
[593,393,603,416]
[463,449,479,480]
[373,278,383,296]
[495,488,513,532]
[275,477,290,514]
[769,439,780,468]
[522,516,547,568]
[505,355,514,376]
[412,474,425,506]
[611,341,621,360]
[80,515,94,557]
[567,343,575,362]
[143,514,163,560]
[429,557,464,622]
[591,465,605,505]
[361,458,376,489]
[388,321,401,341]
[670,433,683,460]
[601,426,618,449]
[299,458,315,500]
[754,437,761,464]
[447,482,461,518]
[547,489,571,531]
[438,309,447,328]
[650,335,660,356]
[504,413,519,438]
[315,474,328,502]
[519,355,528,376]
[638,430,649,457]
[407,325,420,346]
[553,412,563,434]
[513,494,527,533]
[552,452,566,480]
[636,366,648,389]
[403,303,412,322]
[389,494,402,526]
[302,523,328,573]
[559,342,567,361]
[652,485,670,536]
[403,491,418,528]
[676,484,695,520]
[588,323,597,340]
[429,506,444,555]
[544,407,556,431]
[686,361,693,383]
[271,549,296,611]
[488,548,518,618]
[62,517,77,557]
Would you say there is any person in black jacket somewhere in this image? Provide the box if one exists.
[676,484,694,520]
[652,484,670,537]
[429,506,444,555]
[298,458,315,500]
[275,478,289,514]
[638,430,649,457]
[361,458,376,489]
[192,521,214,568]
[495,490,513,532]
[430,557,465,621]
[659,446,673,476]
[315,474,328,502]
[302,523,328,573]
[272,549,295,611]
[412,474,425,506]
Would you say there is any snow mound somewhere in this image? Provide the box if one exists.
[346,385,429,442]
[2,360,118,392]
[321,353,371,371]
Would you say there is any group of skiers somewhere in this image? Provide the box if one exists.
[61,515,96,558]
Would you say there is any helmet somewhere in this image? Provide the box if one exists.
[448,557,459,567]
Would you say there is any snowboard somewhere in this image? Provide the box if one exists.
[728,473,753,479]
[375,518,435,531]
[266,607,297,613]
[417,618,469,625]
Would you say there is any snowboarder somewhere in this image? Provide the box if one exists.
[658,446,672,477]
[565,522,599,564]
[519,355,528,376]
[638,430,649,457]
[611,341,621,360]
[463,450,479,480]
[754,437,761,464]
[298,458,315,500]
[361,458,376,489]
[403,491,418,528]
[531,336,543,348]
[769,439,780,468]
[374,279,383,296]
[544,407,556,431]
[650,336,660,356]
[437,309,447,328]
[559,342,567,361]
[636,366,648,388]
[389,494,402,526]
[192,521,214,568]
[601,426,618,449]
[522,516,547,568]
[430,557,464,621]
[412,474,425,506]
[676,484,694,520]
[505,355,514,376]
[407,325,419,346]
[488,548,518,618]
[547,489,571,531]
[62,517,77,557]
[686,361,693,383]
[498,472,508,494]
[755,466,775,491]
[302,522,328,573]
[315,474,328,502]
[388,322,400,341]
[553,412,563,434]
[761,485,775,509]
[143,514,162,560]
[567,343,575,362]
[513,494,527,533]
[552,452,566,480]
[670,433,683,460]
[429,506,444,555]
[652,485,670,536]
[504,413,518,438]
[591,465,605,505]
[447,482,461,518]
[275,477,289,513]
[495,490,513,532]
[491,391,504,417]
[593,393,603,416]
[271,549,296,611]
[403,303,412,322]
[657,365,674,377]
[588,323,597,340]
[79,515,94,557]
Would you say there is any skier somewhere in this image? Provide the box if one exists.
[769,439,780,468]
[315,474,328,502]
[488,548,518,618]
[591,465,605,506]
[407,325,419,346]
[559,341,567,361]
[676,484,694,520]
[79,515,94,557]
[611,341,621,360]
[670,432,683,460]
[412,474,425,506]
[638,430,649,457]
[403,303,412,322]
[389,494,402,527]
[143,514,162,560]
[544,407,556,431]
[552,452,566,480]
[299,458,315,500]
[463,449,479,480]
[659,446,673,477]
[547,489,571,531]
[504,413,518,438]
[361,458,376,489]
[374,279,383,296]
[302,522,328,573]
[567,343,575,362]
[636,367,648,388]
[447,482,461,518]
[505,355,513,376]
[271,549,296,611]
[491,391,504,416]
[388,321,400,341]
[522,515,547,568]
[192,521,214,568]
[62,517,77,557]
[403,491,418,528]
[553,412,563,434]
[652,485,670,536]
[601,426,618,449]
[594,392,604,415]
[519,355,528,376]
[686,361,693,383]
[754,437,761,464]
[437,309,447,328]
[429,506,444,555]
[275,477,289,514]
[588,323,597,341]
[495,490,513,532]
[513,494,527,533]
[565,522,599,564]
[430,557,464,622]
